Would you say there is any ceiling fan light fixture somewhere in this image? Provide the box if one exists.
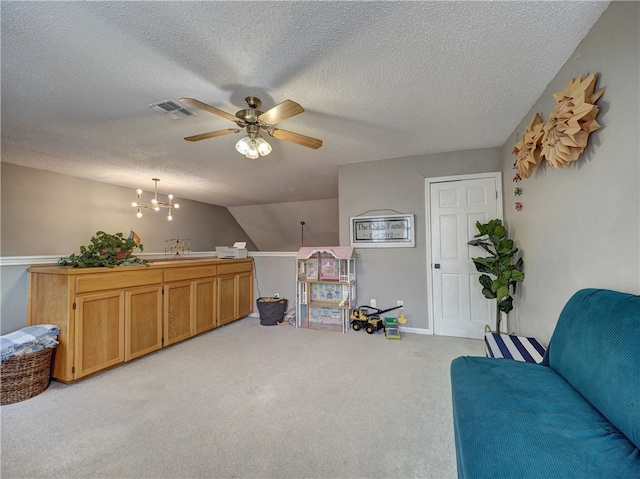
[256,137,272,156]
[183,96,322,155]
[236,135,270,159]
[235,136,252,155]
[246,143,260,160]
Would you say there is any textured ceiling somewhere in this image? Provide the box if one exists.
[1,1,609,207]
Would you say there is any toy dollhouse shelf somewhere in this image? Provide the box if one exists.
[296,247,356,333]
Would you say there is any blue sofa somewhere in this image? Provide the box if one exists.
[451,288,640,478]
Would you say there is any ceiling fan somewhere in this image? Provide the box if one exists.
[179,96,323,159]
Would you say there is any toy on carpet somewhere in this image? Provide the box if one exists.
[350,305,403,334]
[384,311,408,339]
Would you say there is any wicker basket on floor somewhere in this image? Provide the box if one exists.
[257,297,288,326]
[1,347,54,406]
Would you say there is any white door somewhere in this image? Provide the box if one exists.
[428,175,500,339]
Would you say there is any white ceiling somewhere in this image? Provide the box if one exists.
[1,1,609,207]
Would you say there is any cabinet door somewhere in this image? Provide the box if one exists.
[217,274,237,326]
[194,278,217,334]
[75,291,125,379]
[126,285,163,361]
[237,271,253,319]
[164,281,194,346]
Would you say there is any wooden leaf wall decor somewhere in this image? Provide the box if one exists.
[541,73,604,169]
[515,113,544,178]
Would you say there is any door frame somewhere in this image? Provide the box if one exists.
[424,172,503,336]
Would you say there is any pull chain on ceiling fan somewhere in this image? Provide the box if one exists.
[179,96,323,159]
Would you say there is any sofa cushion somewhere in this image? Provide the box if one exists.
[484,331,546,363]
[544,288,640,448]
[451,356,640,479]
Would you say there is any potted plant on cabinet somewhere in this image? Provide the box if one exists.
[58,231,147,268]
[467,219,524,333]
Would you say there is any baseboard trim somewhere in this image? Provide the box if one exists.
[400,326,431,335]
[245,314,431,336]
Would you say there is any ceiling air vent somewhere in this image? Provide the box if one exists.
[149,99,197,120]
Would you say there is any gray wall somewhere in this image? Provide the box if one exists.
[338,1,640,341]
[1,265,30,334]
[338,148,502,331]
[1,163,257,255]
[0,163,257,334]
[500,1,640,342]
[252,254,297,309]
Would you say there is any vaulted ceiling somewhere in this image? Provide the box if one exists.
[1,1,609,207]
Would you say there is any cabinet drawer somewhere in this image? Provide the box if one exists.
[218,261,252,275]
[76,269,164,294]
[163,265,217,282]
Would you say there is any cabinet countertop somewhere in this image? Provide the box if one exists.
[28,257,253,274]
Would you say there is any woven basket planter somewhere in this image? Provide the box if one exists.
[1,347,54,406]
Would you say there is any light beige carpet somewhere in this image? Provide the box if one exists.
[1,317,483,479]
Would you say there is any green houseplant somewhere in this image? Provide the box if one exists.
[467,219,524,333]
[58,231,147,268]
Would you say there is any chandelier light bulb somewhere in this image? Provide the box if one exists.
[132,178,179,220]
[174,203,180,209]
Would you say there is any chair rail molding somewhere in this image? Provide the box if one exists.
[0,251,297,267]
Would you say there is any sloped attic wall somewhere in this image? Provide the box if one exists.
[229,199,339,251]
[0,163,257,255]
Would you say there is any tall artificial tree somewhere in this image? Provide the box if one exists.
[468,219,524,333]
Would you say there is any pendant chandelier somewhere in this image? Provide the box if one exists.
[131,178,179,221]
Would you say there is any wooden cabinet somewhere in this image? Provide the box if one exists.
[194,278,217,334]
[28,258,253,383]
[126,285,163,361]
[217,274,237,326]
[217,261,254,326]
[75,290,125,379]
[163,263,219,344]
[237,271,253,318]
[164,281,193,346]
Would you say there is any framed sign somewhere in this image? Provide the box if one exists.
[350,214,415,248]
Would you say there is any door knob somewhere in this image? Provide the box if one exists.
[434,263,441,269]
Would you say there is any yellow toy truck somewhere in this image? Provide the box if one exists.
[350,305,401,334]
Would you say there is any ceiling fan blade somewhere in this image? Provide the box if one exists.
[184,129,240,142]
[259,100,304,125]
[179,98,239,123]
[268,128,323,149]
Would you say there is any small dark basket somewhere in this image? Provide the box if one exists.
[257,297,288,326]
[1,347,54,406]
